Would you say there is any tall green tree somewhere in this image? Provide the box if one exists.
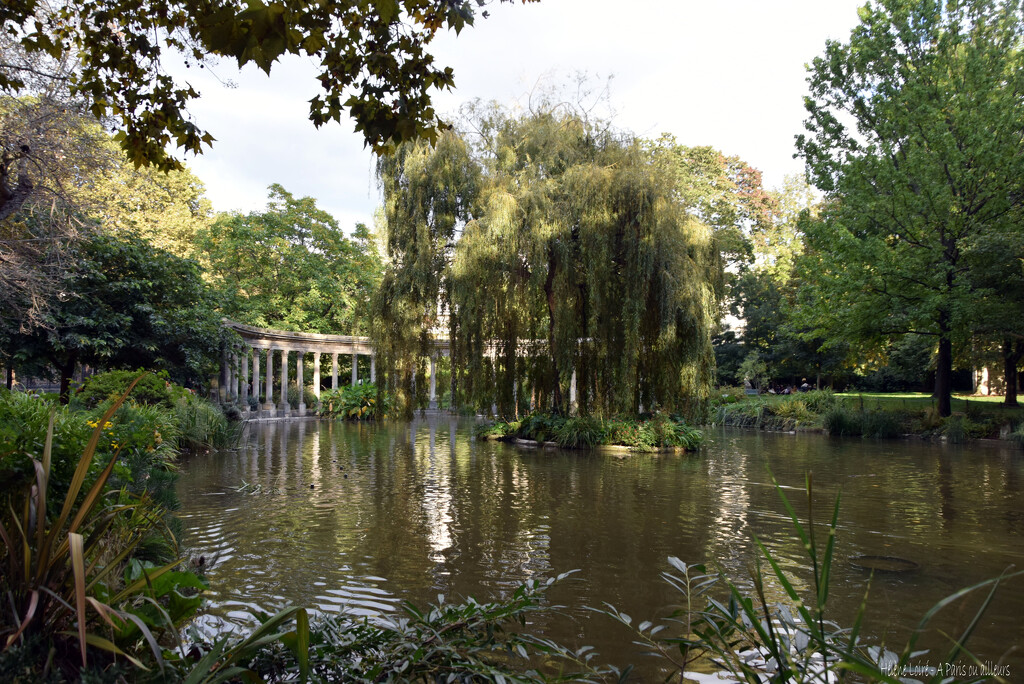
[377,106,722,418]
[81,149,213,259]
[796,0,1024,415]
[2,0,535,174]
[199,184,381,334]
[0,231,228,400]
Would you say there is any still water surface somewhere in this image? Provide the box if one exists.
[176,418,1024,674]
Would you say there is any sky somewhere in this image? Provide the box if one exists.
[171,0,866,230]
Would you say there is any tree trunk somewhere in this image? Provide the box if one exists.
[935,334,953,417]
[1004,338,1023,407]
[5,366,11,390]
[544,250,562,413]
[58,355,78,405]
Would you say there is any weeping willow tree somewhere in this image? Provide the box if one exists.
[375,105,721,418]
[372,132,478,411]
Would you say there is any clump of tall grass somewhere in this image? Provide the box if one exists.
[174,394,241,452]
[555,416,605,448]
[823,404,904,438]
[1009,421,1024,448]
[801,388,839,413]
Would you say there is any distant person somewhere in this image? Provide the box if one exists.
[800,379,810,392]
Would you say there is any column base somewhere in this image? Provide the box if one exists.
[278,404,290,417]
[297,403,306,417]
[261,405,276,418]
[429,399,438,410]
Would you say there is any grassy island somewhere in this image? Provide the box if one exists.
[476,411,703,452]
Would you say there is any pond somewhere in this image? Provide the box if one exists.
[176,417,1024,677]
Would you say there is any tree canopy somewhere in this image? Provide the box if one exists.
[198,184,382,334]
[796,0,1024,415]
[0,231,228,400]
[2,0,535,173]
[375,105,723,418]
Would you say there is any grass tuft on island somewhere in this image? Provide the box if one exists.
[712,388,1024,444]
[476,411,703,452]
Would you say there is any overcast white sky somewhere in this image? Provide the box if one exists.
[172,0,865,229]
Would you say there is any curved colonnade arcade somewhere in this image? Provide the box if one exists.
[215,321,448,418]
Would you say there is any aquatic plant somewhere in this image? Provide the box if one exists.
[595,474,1022,683]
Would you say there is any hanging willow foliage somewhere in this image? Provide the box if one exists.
[374,105,722,419]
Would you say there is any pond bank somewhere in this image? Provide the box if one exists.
[713,389,1024,446]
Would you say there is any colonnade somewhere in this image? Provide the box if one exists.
[217,320,447,417]
[216,321,580,418]
[220,346,376,417]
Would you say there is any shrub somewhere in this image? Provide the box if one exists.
[318,383,390,420]
[286,382,318,409]
[0,382,205,680]
[801,388,838,413]
[73,369,186,409]
[1011,422,1024,448]
[96,401,181,510]
[860,409,903,438]
[0,389,92,500]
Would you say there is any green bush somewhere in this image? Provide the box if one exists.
[97,401,181,510]
[0,389,93,501]
[801,388,839,413]
[286,382,318,409]
[0,384,206,681]
[73,369,186,409]
[1011,422,1024,448]
[860,409,903,438]
[318,383,390,420]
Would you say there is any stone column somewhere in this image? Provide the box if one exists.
[351,353,358,385]
[219,347,229,402]
[313,353,321,401]
[296,351,306,416]
[569,370,578,416]
[370,354,376,383]
[240,348,249,409]
[232,353,240,402]
[279,349,290,415]
[331,352,338,391]
[263,348,275,412]
[429,354,438,409]
[252,348,260,404]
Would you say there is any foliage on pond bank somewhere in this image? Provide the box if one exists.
[713,389,1024,444]
[0,381,209,682]
[477,411,704,452]
[317,383,390,421]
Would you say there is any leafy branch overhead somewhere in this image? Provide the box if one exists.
[1,0,537,170]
